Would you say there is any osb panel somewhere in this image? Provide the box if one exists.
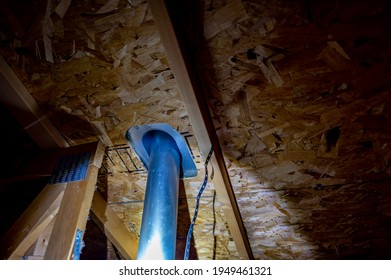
[201,0,391,259]
[0,1,238,259]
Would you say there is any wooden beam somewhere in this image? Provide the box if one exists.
[90,192,138,260]
[43,170,97,259]
[0,56,68,149]
[0,183,66,260]
[148,0,254,259]
[24,217,56,260]
[44,141,105,259]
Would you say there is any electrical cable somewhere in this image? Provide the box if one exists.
[184,147,214,260]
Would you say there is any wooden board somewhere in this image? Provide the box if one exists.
[44,167,98,259]
[24,217,56,260]
[44,141,105,259]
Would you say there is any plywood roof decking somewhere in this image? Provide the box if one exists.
[196,0,391,259]
[1,0,391,259]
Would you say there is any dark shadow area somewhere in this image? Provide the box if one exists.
[81,169,109,260]
[176,180,198,260]
[80,218,108,260]
[0,102,41,179]
[0,179,47,244]
[0,101,47,257]
[285,180,391,259]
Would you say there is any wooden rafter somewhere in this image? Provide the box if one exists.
[148,0,254,259]
[25,217,56,260]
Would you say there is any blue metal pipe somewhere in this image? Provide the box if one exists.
[137,130,180,260]
[126,123,197,260]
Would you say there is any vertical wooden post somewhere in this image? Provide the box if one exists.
[44,141,105,259]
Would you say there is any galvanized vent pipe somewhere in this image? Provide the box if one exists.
[126,124,197,260]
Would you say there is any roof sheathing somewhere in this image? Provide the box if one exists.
[201,0,391,259]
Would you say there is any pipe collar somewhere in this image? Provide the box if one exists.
[126,123,197,178]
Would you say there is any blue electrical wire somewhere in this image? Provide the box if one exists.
[184,147,214,260]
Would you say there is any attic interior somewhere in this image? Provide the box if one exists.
[1,0,391,260]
